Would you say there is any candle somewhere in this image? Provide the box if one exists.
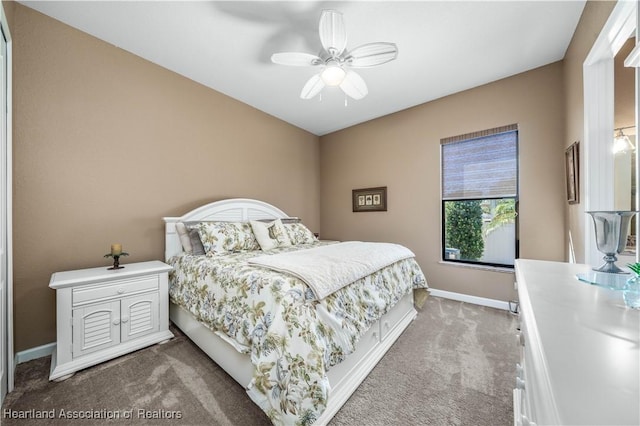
[111,243,122,256]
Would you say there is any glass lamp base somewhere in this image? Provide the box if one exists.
[623,276,640,309]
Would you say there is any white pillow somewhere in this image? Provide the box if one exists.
[175,222,193,254]
[250,219,291,251]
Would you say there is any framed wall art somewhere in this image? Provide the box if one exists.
[352,186,387,212]
[565,141,579,204]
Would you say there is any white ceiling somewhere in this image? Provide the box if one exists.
[20,1,586,136]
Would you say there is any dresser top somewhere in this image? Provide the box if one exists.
[49,260,172,289]
[515,259,640,425]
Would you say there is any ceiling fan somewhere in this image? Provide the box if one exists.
[271,10,398,101]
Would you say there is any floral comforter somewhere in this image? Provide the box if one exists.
[168,242,427,425]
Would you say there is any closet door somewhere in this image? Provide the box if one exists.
[0,23,8,403]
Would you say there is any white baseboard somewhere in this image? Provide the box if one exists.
[15,342,55,364]
[14,292,508,364]
[428,289,511,311]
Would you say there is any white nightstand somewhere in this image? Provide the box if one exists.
[49,260,174,381]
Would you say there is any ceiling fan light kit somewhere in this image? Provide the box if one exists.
[321,62,346,86]
[271,9,398,101]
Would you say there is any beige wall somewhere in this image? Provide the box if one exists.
[563,1,616,263]
[11,4,320,351]
[3,1,14,28]
[9,1,620,352]
[320,62,565,302]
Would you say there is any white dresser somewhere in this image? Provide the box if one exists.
[514,259,640,425]
[49,260,174,381]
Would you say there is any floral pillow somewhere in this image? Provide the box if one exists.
[193,221,260,254]
[284,222,317,245]
[250,219,291,251]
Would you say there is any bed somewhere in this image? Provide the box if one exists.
[163,198,428,425]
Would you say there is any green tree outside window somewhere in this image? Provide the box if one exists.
[445,200,484,260]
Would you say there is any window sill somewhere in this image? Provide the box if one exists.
[439,260,514,274]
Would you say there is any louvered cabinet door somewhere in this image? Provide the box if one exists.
[121,293,159,342]
[72,301,120,358]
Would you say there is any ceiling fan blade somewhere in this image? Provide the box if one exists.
[300,74,325,99]
[346,43,398,68]
[339,70,368,100]
[319,10,347,57]
[271,52,322,66]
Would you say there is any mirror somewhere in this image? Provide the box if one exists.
[614,36,637,260]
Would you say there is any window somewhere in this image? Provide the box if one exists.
[441,125,519,267]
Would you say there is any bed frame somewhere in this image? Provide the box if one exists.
[164,198,417,425]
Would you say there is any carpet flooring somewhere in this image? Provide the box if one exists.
[1,296,519,425]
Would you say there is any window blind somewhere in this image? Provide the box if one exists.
[441,125,518,200]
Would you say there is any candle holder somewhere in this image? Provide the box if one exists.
[104,252,129,270]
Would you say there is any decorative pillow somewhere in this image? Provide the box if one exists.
[251,219,292,251]
[175,222,194,254]
[258,217,302,225]
[194,221,260,254]
[187,229,205,255]
[281,217,302,224]
[284,222,317,245]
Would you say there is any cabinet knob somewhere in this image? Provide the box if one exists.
[117,288,125,294]
[112,319,120,325]
[121,316,129,323]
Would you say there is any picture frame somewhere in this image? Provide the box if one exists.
[353,187,387,212]
[565,141,579,204]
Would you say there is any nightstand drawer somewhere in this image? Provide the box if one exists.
[73,276,159,306]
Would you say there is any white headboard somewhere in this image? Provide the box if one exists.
[163,198,290,260]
